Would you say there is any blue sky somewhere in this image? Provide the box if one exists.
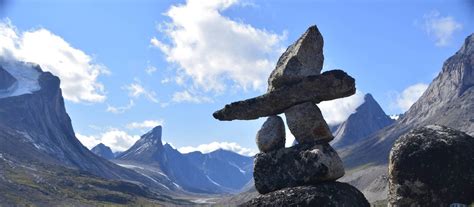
[1,0,472,155]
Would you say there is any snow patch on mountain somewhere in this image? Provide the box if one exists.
[0,61,40,99]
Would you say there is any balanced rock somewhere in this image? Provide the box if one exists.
[285,102,333,143]
[213,70,355,121]
[242,182,369,207]
[0,66,16,91]
[256,115,285,153]
[388,125,474,206]
[254,143,344,194]
[267,25,324,92]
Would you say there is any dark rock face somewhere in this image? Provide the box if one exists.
[267,25,324,91]
[0,66,16,90]
[285,102,333,143]
[91,143,115,160]
[254,143,344,194]
[242,182,369,207]
[332,93,394,149]
[213,70,356,121]
[256,115,285,152]
[388,125,474,206]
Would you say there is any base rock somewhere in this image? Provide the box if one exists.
[241,182,369,207]
[389,125,474,206]
[254,143,344,194]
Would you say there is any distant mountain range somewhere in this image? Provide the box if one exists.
[110,125,253,194]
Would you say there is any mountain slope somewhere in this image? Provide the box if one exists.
[339,33,474,203]
[91,143,115,160]
[331,93,394,149]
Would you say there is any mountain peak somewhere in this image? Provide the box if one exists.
[331,93,394,149]
[91,143,114,160]
[118,126,164,163]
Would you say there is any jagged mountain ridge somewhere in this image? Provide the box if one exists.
[91,143,115,160]
[331,93,394,149]
[117,126,254,194]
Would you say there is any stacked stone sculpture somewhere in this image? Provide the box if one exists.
[213,25,368,206]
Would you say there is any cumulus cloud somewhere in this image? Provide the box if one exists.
[106,99,135,114]
[318,91,365,125]
[151,0,285,93]
[172,90,213,103]
[394,83,428,112]
[0,19,108,103]
[178,141,257,156]
[76,129,140,152]
[123,81,159,103]
[126,119,164,130]
[421,10,463,47]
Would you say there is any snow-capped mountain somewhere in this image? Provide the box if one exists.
[116,126,254,194]
[91,143,115,160]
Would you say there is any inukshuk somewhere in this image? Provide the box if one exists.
[213,26,368,206]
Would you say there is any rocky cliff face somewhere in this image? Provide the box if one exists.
[91,143,115,160]
[332,94,394,149]
[339,33,474,203]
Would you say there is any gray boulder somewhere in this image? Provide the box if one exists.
[388,125,474,206]
[267,25,324,91]
[213,70,355,121]
[256,116,285,153]
[241,182,369,207]
[254,143,344,194]
[285,102,333,144]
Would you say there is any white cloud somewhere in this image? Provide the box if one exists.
[395,83,428,112]
[151,0,285,93]
[172,90,213,103]
[126,119,164,130]
[123,81,159,103]
[106,99,135,114]
[421,10,463,47]
[145,64,157,75]
[76,129,140,152]
[0,19,108,103]
[318,91,365,125]
[178,141,257,156]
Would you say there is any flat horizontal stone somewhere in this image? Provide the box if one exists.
[213,70,355,121]
[242,182,369,207]
[253,143,344,194]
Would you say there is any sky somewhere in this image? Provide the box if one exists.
[0,0,472,155]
